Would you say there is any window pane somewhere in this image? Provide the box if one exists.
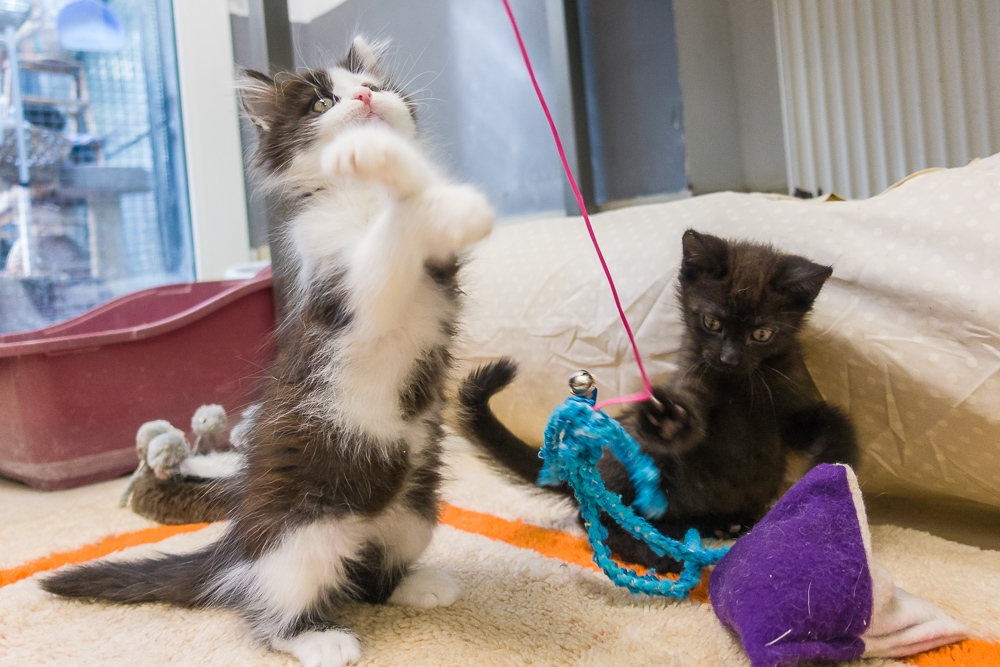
[0,0,191,334]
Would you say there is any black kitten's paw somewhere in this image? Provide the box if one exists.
[650,555,684,575]
[713,523,752,540]
[782,402,859,470]
[639,389,689,442]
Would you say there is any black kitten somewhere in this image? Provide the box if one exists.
[458,229,858,573]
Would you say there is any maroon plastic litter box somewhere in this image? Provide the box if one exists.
[0,271,276,490]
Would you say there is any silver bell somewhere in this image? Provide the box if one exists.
[568,370,596,397]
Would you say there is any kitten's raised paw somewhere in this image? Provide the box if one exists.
[272,629,361,667]
[321,127,429,197]
[388,567,459,609]
[417,184,493,256]
[641,392,689,442]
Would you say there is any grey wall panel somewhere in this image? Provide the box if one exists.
[672,0,787,195]
[578,0,688,204]
[230,14,271,248]
[673,0,744,194]
[727,0,786,193]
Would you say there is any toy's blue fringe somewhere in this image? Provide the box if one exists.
[540,395,730,598]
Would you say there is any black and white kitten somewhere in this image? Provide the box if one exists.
[43,38,493,667]
[458,230,858,572]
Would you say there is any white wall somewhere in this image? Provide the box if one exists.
[173,1,251,279]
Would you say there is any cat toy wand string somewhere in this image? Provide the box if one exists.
[498,0,649,413]
[500,0,729,598]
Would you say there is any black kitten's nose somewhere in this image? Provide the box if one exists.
[719,349,741,367]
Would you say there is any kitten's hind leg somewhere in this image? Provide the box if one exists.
[782,402,859,469]
[272,627,361,667]
[245,579,364,667]
[388,567,459,609]
[216,522,366,667]
[601,516,684,574]
[339,511,457,610]
[351,513,459,609]
[602,512,753,575]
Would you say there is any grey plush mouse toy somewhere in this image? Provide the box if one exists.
[118,421,188,507]
[190,404,227,454]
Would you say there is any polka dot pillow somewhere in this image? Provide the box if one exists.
[458,155,1000,509]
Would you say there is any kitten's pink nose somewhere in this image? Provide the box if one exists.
[353,88,372,105]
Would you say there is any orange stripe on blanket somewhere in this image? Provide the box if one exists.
[438,504,711,603]
[0,523,210,589]
[904,639,1000,666]
[5,506,994,667]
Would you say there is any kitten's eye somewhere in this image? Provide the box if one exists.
[312,97,333,113]
[702,315,722,332]
[751,328,774,343]
[362,83,380,93]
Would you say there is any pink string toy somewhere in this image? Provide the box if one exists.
[500,0,653,411]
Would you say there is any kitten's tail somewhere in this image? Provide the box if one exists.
[40,541,227,608]
[457,358,563,492]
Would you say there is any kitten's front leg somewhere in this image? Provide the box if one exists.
[321,127,493,335]
[403,183,494,262]
[321,125,433,198]
[323,126,492,257]
[630,386,707,455]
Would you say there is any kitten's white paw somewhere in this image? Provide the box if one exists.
[419,184,494,255]
[272,629,361,667]
[321,127,428,196]
[388,567,460,609]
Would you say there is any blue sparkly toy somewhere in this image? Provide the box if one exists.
[539,371,730,599]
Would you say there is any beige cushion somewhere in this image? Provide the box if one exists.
[459,155,1000,509]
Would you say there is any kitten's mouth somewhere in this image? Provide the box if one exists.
[346,102,382,124]
[707,358,749,374]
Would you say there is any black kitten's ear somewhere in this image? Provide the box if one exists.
[681,230,729,280]
[773,255,833,306]
[342,36,384,76]
[238,69,279,133]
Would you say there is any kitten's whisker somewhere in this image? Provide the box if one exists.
[757,370,775,408]
[401,69,443,96]
[764,366,795,386]
[678,357,708,383]
[397,43,433,86]
[749,370,778,421]
[695,360,711,384]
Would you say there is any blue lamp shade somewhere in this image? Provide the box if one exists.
[57,0,125,52]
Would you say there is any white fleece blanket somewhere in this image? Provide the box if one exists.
[1,435,998,666]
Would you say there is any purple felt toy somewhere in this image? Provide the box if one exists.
[710,464,967,667]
